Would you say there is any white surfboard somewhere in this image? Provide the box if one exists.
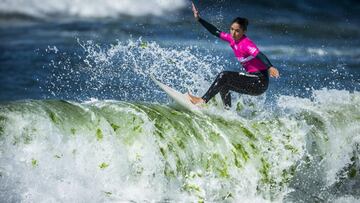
[150,75,202,113]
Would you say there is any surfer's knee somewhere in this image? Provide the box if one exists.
[219,71,231,76]
[216,71,230,83]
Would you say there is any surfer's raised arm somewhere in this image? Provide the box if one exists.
[189,1,280,107]
[192,2,221,38]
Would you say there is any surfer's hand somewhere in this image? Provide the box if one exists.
[268,67,280,78]
[191,2,200,20]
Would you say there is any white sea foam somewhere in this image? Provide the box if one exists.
[279,89,360,187]
[1,89,359,202]
[0,0,186,19]
[334,196,360,203]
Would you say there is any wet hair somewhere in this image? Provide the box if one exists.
[231,17,249,31]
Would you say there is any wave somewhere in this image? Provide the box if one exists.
[261,45,360,59]
[0,89,359,202]
[0,0,186,20]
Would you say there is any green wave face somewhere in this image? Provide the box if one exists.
[0,89,359,202]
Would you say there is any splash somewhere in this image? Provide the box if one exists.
[43,38,228,101]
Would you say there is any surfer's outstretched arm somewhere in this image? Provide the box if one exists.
[256,52,273,69]
[192,2,221,38]
[256,52,280,78]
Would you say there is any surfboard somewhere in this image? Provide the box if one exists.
[150,75,202,113]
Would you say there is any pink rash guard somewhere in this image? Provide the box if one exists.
[220,32,267,73]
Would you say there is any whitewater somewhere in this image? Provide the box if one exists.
[0,0,187,19]
[0,89,359,202]
[1,0,360,202]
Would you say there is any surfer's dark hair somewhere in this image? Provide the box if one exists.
[231,17,249,31]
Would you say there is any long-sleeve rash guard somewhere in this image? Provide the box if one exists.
[198,17,273,72]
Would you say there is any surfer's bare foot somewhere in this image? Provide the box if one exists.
[187,92,205,105]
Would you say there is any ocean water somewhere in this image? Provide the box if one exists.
[0,0,360,202]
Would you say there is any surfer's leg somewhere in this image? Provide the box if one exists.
[219,87,231,107]
[226,71,269,96]
[201,71,231,103]
[216,72,262,107]
[202,71,242,107]
[202,71,269,107]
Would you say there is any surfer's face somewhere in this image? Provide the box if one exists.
[230,23,245,41]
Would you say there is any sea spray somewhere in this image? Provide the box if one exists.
[43,38,228,102]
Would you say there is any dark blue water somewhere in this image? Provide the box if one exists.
[1,0,359,102]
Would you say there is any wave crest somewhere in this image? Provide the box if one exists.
[0,0,187,19]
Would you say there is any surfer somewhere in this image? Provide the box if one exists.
[188,2,280,108]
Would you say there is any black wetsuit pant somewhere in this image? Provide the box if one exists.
[201,70,269,107]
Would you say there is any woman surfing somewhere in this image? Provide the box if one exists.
[188,2,280,108]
